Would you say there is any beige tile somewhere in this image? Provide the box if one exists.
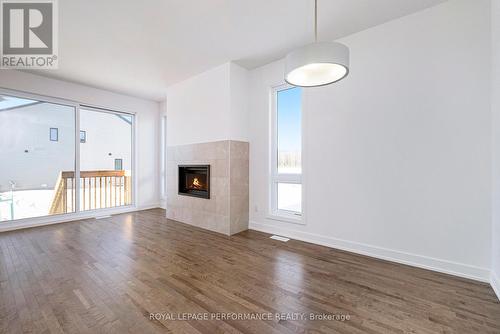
[201,197,216,213]
[230,183,248,197]
[205,214,217,231]
[211,159,229,178]
[215,196,229,215]
[166,140,248,236]
[230,195,249,215]
[166,146,176,161]
[191,142,211,160]
[230,141,249,160]
[230,159,249,183]
[166,186,176,198]
[214,141,230,160]
[212,177,230,196]
[215,215,230,235]
[230,217,248,235]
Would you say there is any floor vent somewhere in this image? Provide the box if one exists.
[270,235,290,242]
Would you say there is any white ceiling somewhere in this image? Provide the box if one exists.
[28,0,447,101]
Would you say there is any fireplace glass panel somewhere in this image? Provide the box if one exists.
[178,165,210,199]
[185,173,207,191]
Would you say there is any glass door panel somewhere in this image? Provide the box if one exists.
[0,94,76,221]
[79,108,133,211]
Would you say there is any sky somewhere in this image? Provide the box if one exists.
[277,87,302,152]
[0,95,38,111]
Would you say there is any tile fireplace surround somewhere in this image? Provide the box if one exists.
[166,140,249,235]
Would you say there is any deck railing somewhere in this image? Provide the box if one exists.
[49,170,132,214]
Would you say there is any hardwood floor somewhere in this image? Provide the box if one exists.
[0,209,499,334]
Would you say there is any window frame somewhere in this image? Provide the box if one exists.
[79,130,86,143]
[269,83,304,224]
[0,87,137,227]
[49,127,59,141]
[79,105,136,212]
[114,158,123,171]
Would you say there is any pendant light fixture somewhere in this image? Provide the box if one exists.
[285,0,350,87]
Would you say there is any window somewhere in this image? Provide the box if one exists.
[114,159,123,171]
[0,89,135,223]
[80,108,133,211]
[271,85,302,221]
[80,130,86,143]
[49,127,59,141]
[1,96,75,221]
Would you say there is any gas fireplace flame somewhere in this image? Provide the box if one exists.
[191,177,203,189]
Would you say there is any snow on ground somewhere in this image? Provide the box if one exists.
[0,189,54,221]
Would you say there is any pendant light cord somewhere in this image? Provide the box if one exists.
[314,0,318,42]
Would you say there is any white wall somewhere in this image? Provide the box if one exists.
[0,70,160,209]
[229,63,249,141]
[166,62,248,146]
[159,101,168,209]
[0,103,75,191]
[167,63,230,146]
[248,0,492,281]
[491,0,500,295]
[79,109,132,171]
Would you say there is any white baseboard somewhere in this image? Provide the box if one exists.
[491,272,500,301]
[138,203,161,211]
[249,220,490,283]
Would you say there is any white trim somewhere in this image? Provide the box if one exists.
[301,86,308,226]
[266,214,303,225]
[137,203,161,211]
[491,272,500,301]
[269,84,304,223]
[79,105,136,208]
[75,104,81,212]
[249,220,491,282]
[80,104,136,116]
[132,111,138,207]
[0,87,79,108]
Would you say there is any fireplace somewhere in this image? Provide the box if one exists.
[178,165,210,199]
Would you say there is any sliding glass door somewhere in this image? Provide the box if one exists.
[0,90,134,223]
[0,94,76,221]
[79,108,133,211]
